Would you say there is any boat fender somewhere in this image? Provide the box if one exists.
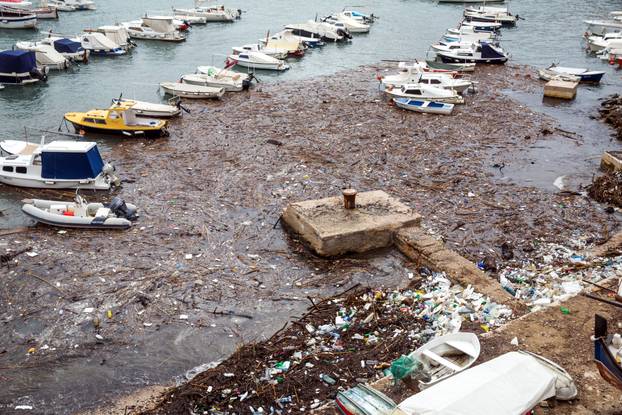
[610,54,616,65]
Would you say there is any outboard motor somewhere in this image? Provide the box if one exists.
[30,67,48,82]
[109,197,138,221]
[336,28,352,40]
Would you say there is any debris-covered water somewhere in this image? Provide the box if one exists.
[1,0,622,414]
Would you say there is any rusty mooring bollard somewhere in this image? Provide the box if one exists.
[343,188,357,209]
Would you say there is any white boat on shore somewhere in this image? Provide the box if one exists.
[393,98,455,115]
[160,81,225,99]
[383,70,472,93]
[15,40,69,69]
[23,195,138,230]
[0,6,36,29]
[123,17,186,42]
[183,67,250,91]
[110,97,182,118]
[0,140,118,190]
[384,83,464,104]
[226,51,289,71]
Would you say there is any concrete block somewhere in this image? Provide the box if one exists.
[601,150,622,172]
[282,190,421,256]
[544,80,578,100]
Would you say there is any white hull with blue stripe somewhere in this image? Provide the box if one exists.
[393,98,454,115]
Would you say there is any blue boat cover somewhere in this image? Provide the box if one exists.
[0,50,36,74]
[481,43,505,59]
[53,38,83,54]
[41,147,104,180]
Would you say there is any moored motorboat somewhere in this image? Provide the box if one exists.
[160,81,225,99]
[426,59,476,72]
[48,0,95,11]
[285,20,351,42]
[547,64,605,83]
[226,51,289,71]
[464,5,517,26]
[232,43,288,60]
[195,65,252,90]
[384,83,464,104]
[260,29,324,48]
[0,49,47,84]
[110,97,182,118]
[0,140,118,189]
[461,20,502,33]
[393,98,454,115]
[436,41,508,64]
[382,69,472,93]
[22,195,138,230]
[15,40,69,69]
[587,32,622,53]
[0,6,36,29]
[83,25,135,50]
[32,0,58,19]
[39,37,89,61]
[64,107,169,137]
[585,18,622,36]
[323,12,370,33]
[76,32,126,55]
[172,0,240,22]
[122,17,186,42]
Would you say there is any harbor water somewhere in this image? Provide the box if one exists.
[0,0,621,413]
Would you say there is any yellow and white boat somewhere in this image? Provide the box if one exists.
[64,107,169,138]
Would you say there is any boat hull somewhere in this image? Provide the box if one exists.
[438,53,507,64]
[160,83,225,99]
[0,15,37,29]
[68,122,168,138]
[33,8,59,19]
[233,60,289,71]
[182,77,245,92]
[394,98,454,115]
[0,174,109,190]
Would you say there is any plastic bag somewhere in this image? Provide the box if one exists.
[390,355,420,382]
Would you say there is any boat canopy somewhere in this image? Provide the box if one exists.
[54,38,83,54]
[481,42,505,59]
[395,351,556,415]
[0,50,36,74]
[41,142,104,180]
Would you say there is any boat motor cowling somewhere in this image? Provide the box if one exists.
[30,67,48,82]
[109,197,138,221]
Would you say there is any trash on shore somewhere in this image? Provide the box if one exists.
[588,170,622,208]
[144,272,513,414]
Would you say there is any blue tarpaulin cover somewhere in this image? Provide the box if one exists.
[0,50,36,74]
[41,147,104,180]
[53,38,83,54]
[481,43,504,59]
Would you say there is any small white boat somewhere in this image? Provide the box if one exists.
[232,43,288,60]
[538,68,580,83]
[587,32,622,53]
[172,0,240,22]
[160,81,225,99]
[394,98,454,115]
[324,12,370,33]
[226,51,289,71]
[171,14,207,25]
[122,17,186,42]
[182,72,249,92]
[110,97,182,118]
[47,0,95,11]
[15,40,69,69]
[285,20,351,42]
[341,9,376,24]
[385,83,464,104]
[0,6,36,29]
[464,6,517,26]
[83,25,134,50]
[461,21,502,32]
[547,64,605,82]
[585,19,622,36]
[408,333,480,388]
[22,195,138,230]
[0,140,118,190]
[388,72,472,93]
[260,29,324,48]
